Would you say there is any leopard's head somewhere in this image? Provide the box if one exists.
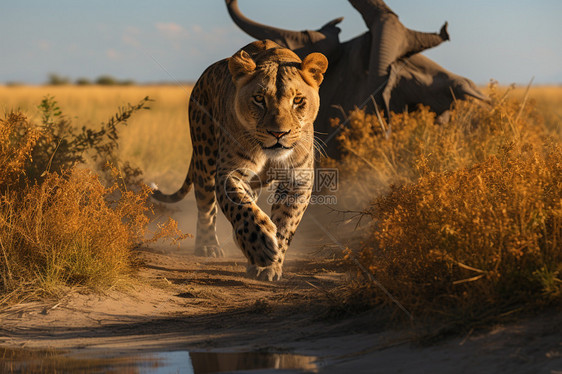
[228,40,328,161]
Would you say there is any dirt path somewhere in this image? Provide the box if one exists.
[0,196,561,373]
[0,249,347,350]
[1,248,561,373]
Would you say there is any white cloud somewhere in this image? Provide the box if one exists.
[191,24,203,34]
[155,22,189,40]
[122,33,141,48]
[125,26,141,35]
[106,48,120,60]
[37,40,51,51]
[121,26,144,48]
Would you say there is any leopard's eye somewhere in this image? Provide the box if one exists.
[293,96,305,106]
[252,94,265,105]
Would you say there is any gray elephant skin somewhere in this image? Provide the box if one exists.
[226,0,488,157]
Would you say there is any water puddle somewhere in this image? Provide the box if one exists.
[0,346,319,373]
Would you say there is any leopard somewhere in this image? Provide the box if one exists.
[152,40,328,281]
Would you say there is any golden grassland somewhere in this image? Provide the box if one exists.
[1,84,560,188]
[1,83,561,322]
[0,84,193,189]
[491,85,562,136]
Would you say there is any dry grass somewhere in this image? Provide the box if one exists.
[0,168,150,300]
[331,84,562,322]
[326,84,560,207]
[498,85,562,136]
[0,102,189,304]
[359,146,561,319]
[0,112,42,188]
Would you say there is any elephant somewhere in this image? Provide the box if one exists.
[226,0,489,157]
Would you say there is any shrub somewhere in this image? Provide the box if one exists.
[358,145,561,318]
[336,84,562,321]
[0,168,150,298]
[327,84,551,208]
[0,113,41,189]
[23,95,151,186]
[0,102,188,303]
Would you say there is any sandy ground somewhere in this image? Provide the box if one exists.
[0,195,561,373]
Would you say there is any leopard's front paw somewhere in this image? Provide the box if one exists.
[246,263,283,282]
[194,245,225,258]
[234,217,279,266]
[258,263,283,281]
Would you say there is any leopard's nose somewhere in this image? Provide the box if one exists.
[267,130,291,140]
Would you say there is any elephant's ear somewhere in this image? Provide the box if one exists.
[300,53,328,87]
[228,50,256,83]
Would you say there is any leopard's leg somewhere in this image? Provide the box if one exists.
[190,98,223,258]
[216,167,282,280]
[193,166,223,257]
[256,163,313,281]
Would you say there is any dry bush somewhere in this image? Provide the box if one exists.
[334,84,562,321]
[27,95,150,187]
[0,108,188,303]
[358,146,561,318]
[501,85,562,137]
[0,169,145,298]
[0,113,42,189]
[0,167,187,302]
[327,84,552,208]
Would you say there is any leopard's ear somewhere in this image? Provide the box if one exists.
[300,53,328,88]
[228,50,256,83]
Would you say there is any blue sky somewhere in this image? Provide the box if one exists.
[1,0,561,85]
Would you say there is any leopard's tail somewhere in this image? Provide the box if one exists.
[151,158,194,203]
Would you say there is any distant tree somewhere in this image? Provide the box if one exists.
[47,73,70,86]
[6,81,24,87]
[95,75,118,85]
[93,75,136,86]
[119,79,135,86]
[75,78,92,85]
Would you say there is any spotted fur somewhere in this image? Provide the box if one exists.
[153,40,328,281]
